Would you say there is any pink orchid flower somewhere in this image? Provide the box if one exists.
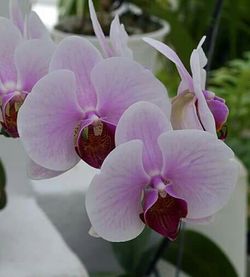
[144,37,229,138]
[86,101,238,242]
[89,0,133,59]
[18,36,170,173]
[9,0,51,40]
[0,11,55,138]
[0,1,56,179]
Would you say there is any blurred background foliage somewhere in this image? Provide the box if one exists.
[147,0,250,69]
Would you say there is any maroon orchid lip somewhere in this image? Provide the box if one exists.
[0,92,27,138]
[140,178,188,241]
[74,120,116,168]
[140,192,187,240]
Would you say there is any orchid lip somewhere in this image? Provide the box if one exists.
[141,184,188,240]
[139,174,188,240]
[74,118,116,168]
[0,90,28,137]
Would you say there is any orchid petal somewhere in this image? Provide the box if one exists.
[86,140,150,242]
[116,101,172,173]
[171,92,203,130]
[177,79,190,95]
[184,215,215,225]
[190,50,216,135]
[110,15,133,59]
[143,37,193,92]
[15,39,55,92]
[93,57,171,124]
[50,36,103,110]
[88,0,112,58]
[158,130,238,219]
[18,70,84,171]
[26,11,51,40]
[196,36,207,70]
[26,157,64,180]
[0,17,22,84]
[9,0,24,34]
[88,226,100,238]
[141,188,158,213]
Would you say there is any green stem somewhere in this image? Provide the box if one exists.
[205,0,224,73]
[144,237,170,276]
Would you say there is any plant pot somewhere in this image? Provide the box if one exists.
[52,18,170,72]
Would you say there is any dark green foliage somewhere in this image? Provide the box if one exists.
[163,230,237,277]
[0,160,7,210]
[108,230,237,276]
[0,127,11,137]
[209,52,250,178]
[111,227,152,275]
[148,0,250,70]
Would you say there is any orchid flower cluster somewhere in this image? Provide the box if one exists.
[0,0,238,242]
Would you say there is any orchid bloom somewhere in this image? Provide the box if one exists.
[9,0,51,40]
[144,37,229,138]
[86,101,238,242]
[89,0,133,59]
[18,36,170,173]
[0,11,55,138]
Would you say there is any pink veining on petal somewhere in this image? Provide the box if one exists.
[27,157,65,180]
[86,140,149,242]
[0,17,22,84]
[115,101,172,174]
[158,129,238,219]
[17,70,83,171]
[14,38,55,92]
[49,36,103,110]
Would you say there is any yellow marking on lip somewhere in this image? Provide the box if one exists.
[93,121,103,136]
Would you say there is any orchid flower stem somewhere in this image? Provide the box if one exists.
[205,0,224,74]
[175,222,186,277]
[144,237,170,276]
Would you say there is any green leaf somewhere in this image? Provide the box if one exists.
[0,127,10,137]
[162,230,237,277]
[0,160,7,210]
[111,228,151,274]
